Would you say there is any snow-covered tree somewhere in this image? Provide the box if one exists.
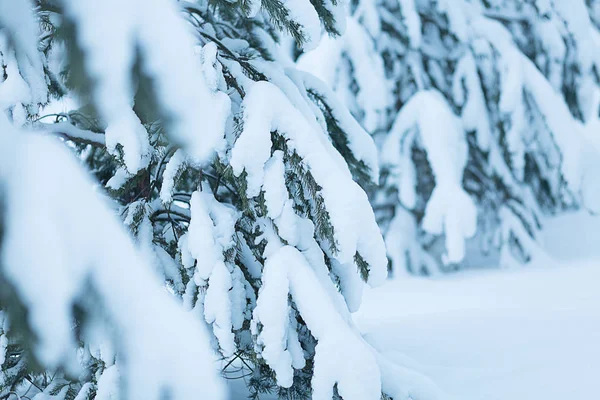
[299,0,600,275]
[0,1,443,399]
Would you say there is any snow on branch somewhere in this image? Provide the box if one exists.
[471,15,591,195]
[0,0,47,114]
[0,120,225,400]
[35,121,106,146]
[254,240,381,399]
[382,90,477,263]
[230,80,388,285]
[179,189,245,358]
[58,0,231,173]
[298,17,390,133]
[299,72,381,183]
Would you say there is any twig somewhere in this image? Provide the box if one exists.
[150,209,191,222]
[24,376,43,393]
[35,122,105,147]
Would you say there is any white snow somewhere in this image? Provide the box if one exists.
[282,0,322,50]
[94,364,119,400]
[60,0,231,171]
[230,80,388,285]
[0,119,226,400]
[160,150,186,204]
[105,167,131,190]
[436,0,469,42]
[297,17,390,133]
[258,244,383,399]
[355,211,600,400]
[251,245,297,388]
[0,0,47,113]
[382,90,477,264]
[182,189,242,357]
[471,15,594,197]
[0,45,36,124]
[399,0,421,47]
[385,207,438,276]
[205,260,236,357]
[452,52,492,150]
[299,72,382,182]
[7,1,600,399]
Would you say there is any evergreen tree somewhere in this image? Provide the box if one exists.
[0,0,440,399]
[299,0,600,275]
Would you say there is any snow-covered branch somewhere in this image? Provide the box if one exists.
[35,122,106,146]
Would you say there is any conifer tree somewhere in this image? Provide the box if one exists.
[299,0,600,274]
[0,0,441,399]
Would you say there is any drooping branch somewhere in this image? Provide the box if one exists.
[34,122,105,147]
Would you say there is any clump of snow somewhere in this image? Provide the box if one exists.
[0,117,226,400]
[0,0,47,113]
[180,189,243,357]
[160,150,186,204]
[60,0,231,171]
[300,72,382,182]
[230,80,388,285]
[385,208,438,276]
[105,167,131,190]
[283,0,322,50]
[382,90,477,263]
[398,0,421,47]
[253,242,383,399]
[297,17,390,133]
[471,16,587,195]
[0,45,32,125]
[94,364,119,400]
[452,52,492,150]
[251,246,296,387]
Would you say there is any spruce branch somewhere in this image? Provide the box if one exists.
[34,122,105,147]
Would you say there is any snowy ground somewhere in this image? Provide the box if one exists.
[229,211,600,399]
[355,211,600,400]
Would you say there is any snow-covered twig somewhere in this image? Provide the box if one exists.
[35,122,105,146]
